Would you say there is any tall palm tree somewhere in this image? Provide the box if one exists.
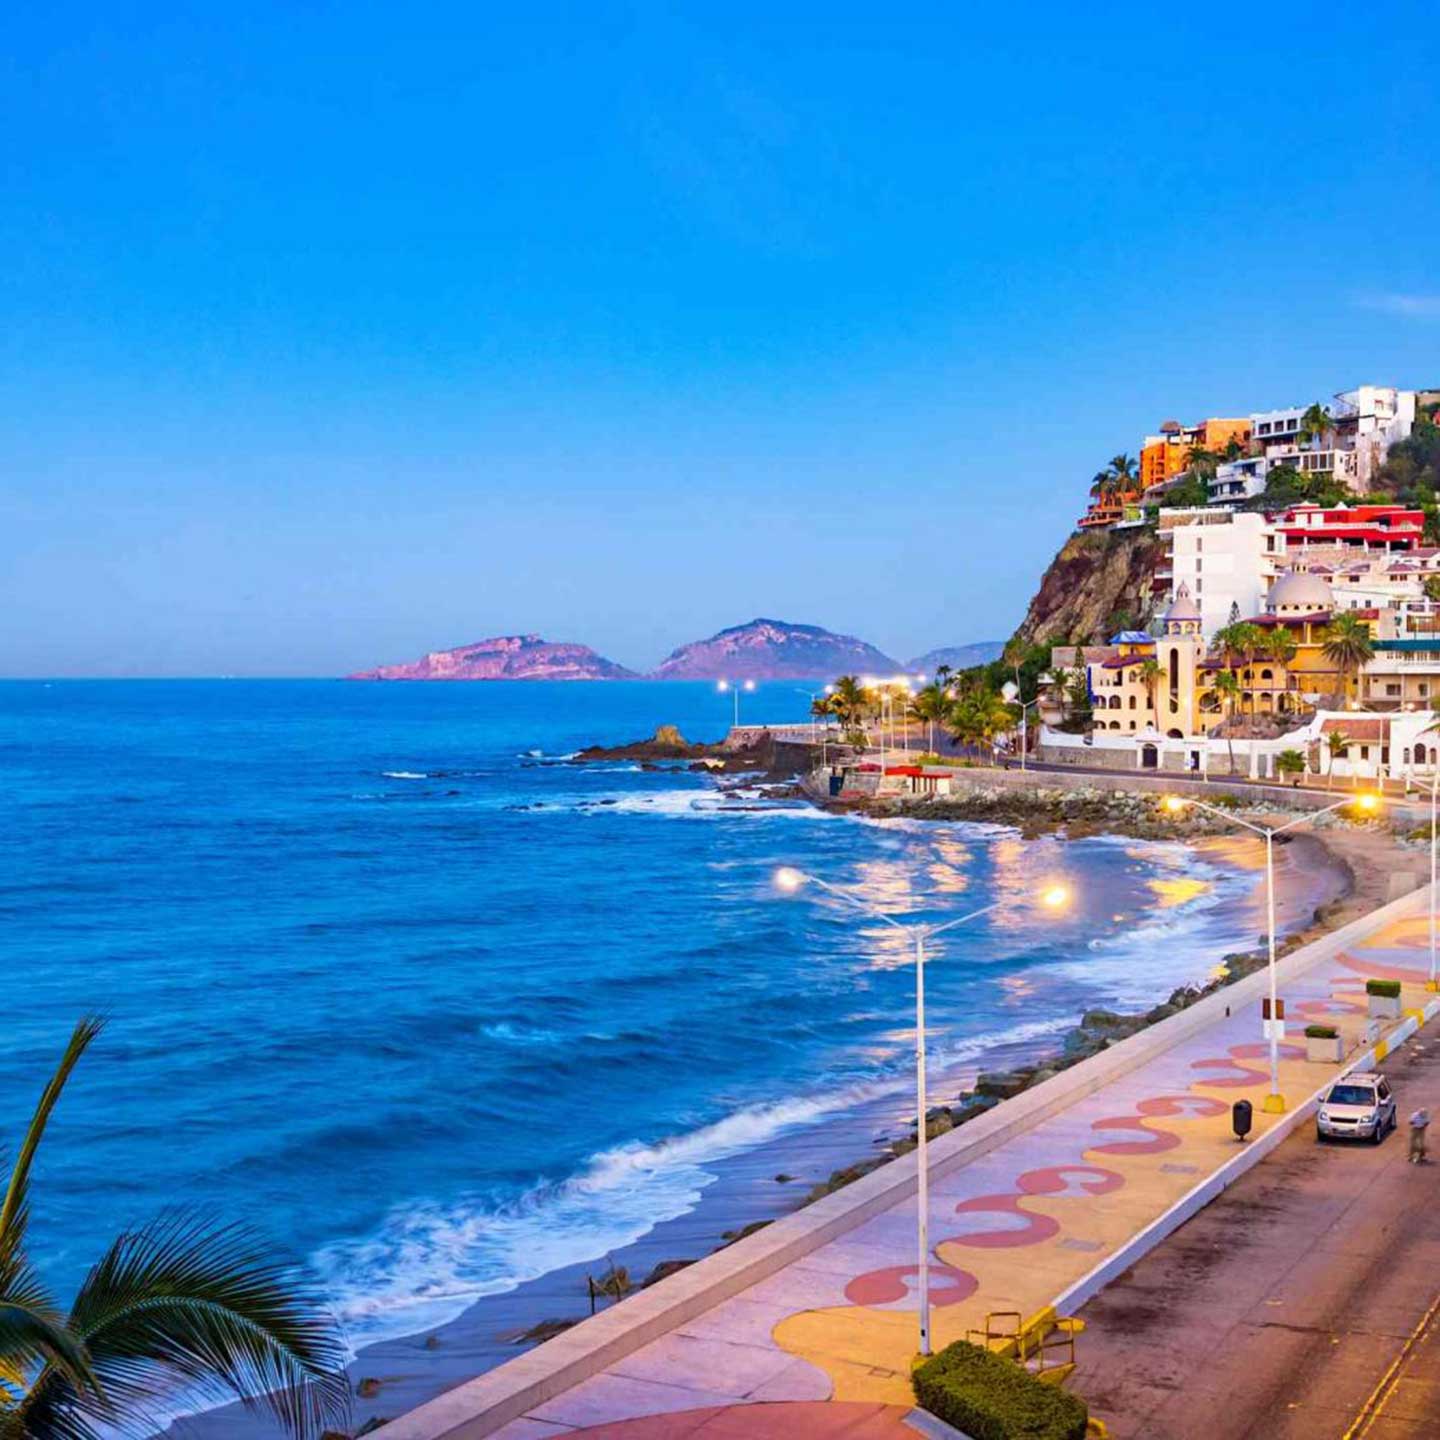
[908,681,951,754]
[1209,670,1242,773]
[0,1019,349,1440]
[1137,657,1163,724]
[1321,613,1375,705]
[1263,628,1298,712]
[1213,622,1267,720]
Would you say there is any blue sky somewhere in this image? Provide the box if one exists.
[4,2,1438,676]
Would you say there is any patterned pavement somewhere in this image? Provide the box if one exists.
[493,907,1435,1438]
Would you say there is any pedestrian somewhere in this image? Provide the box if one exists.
[1409,1107,1430,1164]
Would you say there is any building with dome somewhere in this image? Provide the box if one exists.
[1265,570,1336,617]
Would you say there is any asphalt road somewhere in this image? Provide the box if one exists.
[1070,1016,1440,1440]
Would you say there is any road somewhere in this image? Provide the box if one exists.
[1070,1014,1440,1439]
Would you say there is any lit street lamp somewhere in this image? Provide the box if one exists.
[717,677,756,729]
[773,866,1070,1355]
[1001,680,1040,771]
[1163,791,1382,1111]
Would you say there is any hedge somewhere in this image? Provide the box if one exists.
[1304,1024,1338,1039]
[1366,979,1402,998]
[913,1339,1088,1440]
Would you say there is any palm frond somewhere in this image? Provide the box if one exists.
[0,1018,105,1271]
[0,1288,98,1410]
[20,1214,349,1440]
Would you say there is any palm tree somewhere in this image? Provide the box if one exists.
[908,680,951,753]
[827,675,870,747]
[0,1019,349,1440]
[1137,657,1163,724]
[1213,622,1267,720]
[1299,402,1331,450]
[1209,670,1242,773]
[1184,445,1219,480]
[1325,730,1350,791]
[1262,628,1298,712]
[1107,454,1137,495]
[1321,613,1375,705]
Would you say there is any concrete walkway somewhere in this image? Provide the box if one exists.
[1071,1009,1440,1439]
[398,894,1439,1440]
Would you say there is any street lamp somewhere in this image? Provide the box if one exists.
[716,678,756,728]
[772,866,1070,1356]
[1163,791,1382,1111]
[1001,680,1040,771]
[1429,765,1439,992]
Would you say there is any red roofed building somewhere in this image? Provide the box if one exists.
[1278,503,1424,553]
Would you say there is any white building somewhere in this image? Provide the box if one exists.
[1158,507,1286,639]
[1333,385,1417,487]
[1245,385,1416,495]
[1209,455,1271,503]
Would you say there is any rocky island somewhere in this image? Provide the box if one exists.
[348,634,637,681]
[648,618,901,680]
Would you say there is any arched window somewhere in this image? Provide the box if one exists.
[1417,742,1429,766]
[1168,647,1179,695]
[1167,728,1185,740]
[1129,694,1137,709]
[1260,668,1273,681]
[1110,694,1122,710]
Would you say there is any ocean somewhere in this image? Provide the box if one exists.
[1,679,1289,1360]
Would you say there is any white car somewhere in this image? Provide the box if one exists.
[1316,1072,1396,1144]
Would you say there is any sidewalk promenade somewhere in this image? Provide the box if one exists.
[392,886,1438,1440]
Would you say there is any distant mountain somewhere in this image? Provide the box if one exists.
[906,641,1005,673]
[648,618,901,681]
[348,634,637,681]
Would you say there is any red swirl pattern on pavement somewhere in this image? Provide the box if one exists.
[843,1262,978,1309]
[1089,1094,1226,1154]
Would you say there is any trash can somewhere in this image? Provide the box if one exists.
[1232,1099,1253,1142]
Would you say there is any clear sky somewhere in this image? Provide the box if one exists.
[4,2,1439,677]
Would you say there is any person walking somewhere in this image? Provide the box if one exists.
[1409,1106,1430,1164]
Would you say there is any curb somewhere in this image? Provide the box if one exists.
[1053,994,1440,1317]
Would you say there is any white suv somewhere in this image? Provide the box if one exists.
[1316,1072,1396,1144]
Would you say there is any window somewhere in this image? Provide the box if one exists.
[1361,746,1371,760]
[1385,683,1401,697]
[1129,695,1137,709]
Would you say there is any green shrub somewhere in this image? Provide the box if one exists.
[1366,978,1402,998]
[1304,1024,1338,1039]
[913,1339,1088,1440]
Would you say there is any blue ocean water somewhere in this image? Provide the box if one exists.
[1,680,1271,1349]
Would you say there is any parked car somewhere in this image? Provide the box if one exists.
[1316,1072,1396,1144]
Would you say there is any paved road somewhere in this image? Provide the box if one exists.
[1071,1014,1440,1440]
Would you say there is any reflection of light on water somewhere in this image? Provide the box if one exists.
[1001,975,1035,1000]
[1147,876,1211,908]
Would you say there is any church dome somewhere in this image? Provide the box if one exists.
[1164,584,1201,623]
[1266,571,1334,613]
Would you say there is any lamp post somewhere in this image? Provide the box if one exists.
[717,678,756,730]
[773,866,1070,1356]
[1001,680,1040,771]
[1430,765,1438,992]
[1163,790,1382,1111]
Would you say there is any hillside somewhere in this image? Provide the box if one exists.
[349,634,637,681]
[1010,529,1167,647]
[906,641,1004,672]
[648,618,900,680]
